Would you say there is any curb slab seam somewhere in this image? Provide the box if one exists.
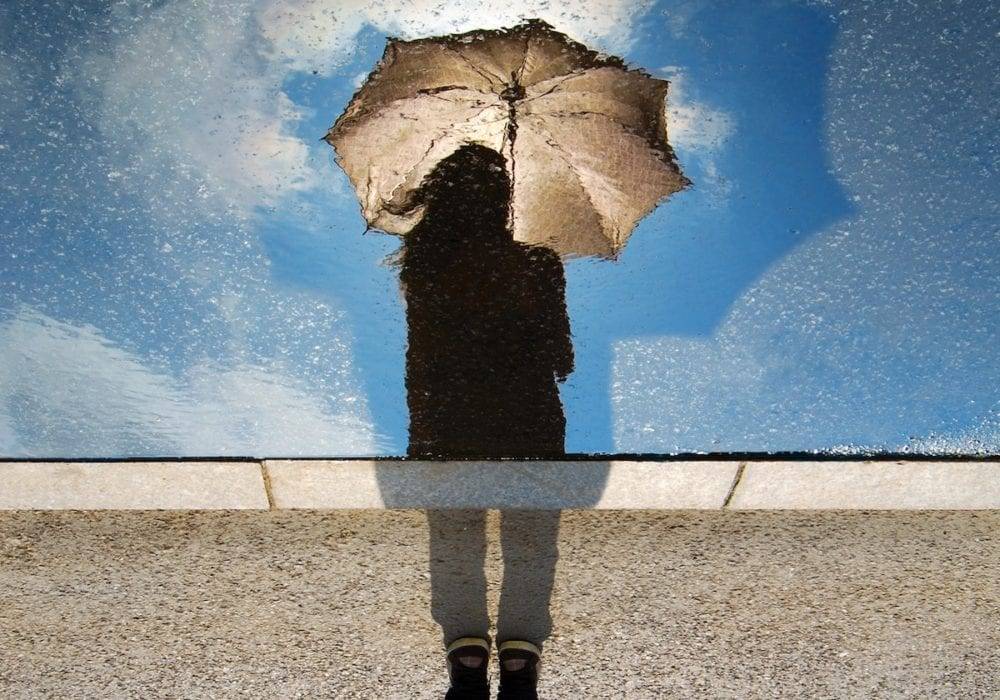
[722,462,747,509]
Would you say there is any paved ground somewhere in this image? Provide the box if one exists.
[1,511,998,698]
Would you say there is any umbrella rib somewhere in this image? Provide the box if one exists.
[522,66,666,103]
[416,90,495,108]
[501,28,529,228]
[381,103,510,215]
[499,121,516,231]
[520,70,588,104]
[532,114,688,251]
[527,119,614,247]
[537,109,678,165]
[380,133,446,216]
[416,84,478,96]
[513,32,531,86]
[443,45,505,90]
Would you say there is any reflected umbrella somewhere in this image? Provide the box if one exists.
[325,18,688,260]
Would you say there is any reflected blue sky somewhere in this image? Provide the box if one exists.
[1,0,997,457]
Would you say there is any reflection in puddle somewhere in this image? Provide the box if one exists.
[1,2,997,457]
[327,21,687,457]
[401,145,572,457]
[325,20,687,260]
[0,309,376,457]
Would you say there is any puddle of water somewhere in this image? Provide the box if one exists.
[1,1,997,457]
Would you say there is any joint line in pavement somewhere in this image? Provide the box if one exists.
[260,461,276,510]
[722,462,747,509]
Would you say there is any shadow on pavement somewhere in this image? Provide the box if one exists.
[376,463,611,650]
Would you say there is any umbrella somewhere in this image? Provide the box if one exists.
[325,19,688,259]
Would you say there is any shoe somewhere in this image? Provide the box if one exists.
[497,640,541,700]
[445,636,491,700]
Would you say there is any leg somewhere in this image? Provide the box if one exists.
[496,509,562,648]
[427,509,490,647]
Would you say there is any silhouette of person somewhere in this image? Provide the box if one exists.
[401,144,573,459]
[398,143,571,697]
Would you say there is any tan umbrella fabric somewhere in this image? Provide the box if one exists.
[325,19,688,259]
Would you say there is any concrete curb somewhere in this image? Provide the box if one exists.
[264,460,739,509]
[0,459,997,510]
[728,460,1000,509]
[0,461,269,510]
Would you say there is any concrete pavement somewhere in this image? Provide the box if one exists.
[2,459,999,510]
[2,510,998,698]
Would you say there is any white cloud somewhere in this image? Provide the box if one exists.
[259,0,655,76]
[0,308,376,457]
[90,1,319,218]
[611,16,1000,454]
[659,66,734,154]
[612,6,999,452]
[611,208,1000,453]
[611,334,770,451]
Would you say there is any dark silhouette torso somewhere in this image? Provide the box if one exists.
[400,145,573,458]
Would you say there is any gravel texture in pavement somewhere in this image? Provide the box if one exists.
[1,510,998,698]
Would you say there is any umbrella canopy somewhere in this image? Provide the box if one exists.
[325,19,688,259]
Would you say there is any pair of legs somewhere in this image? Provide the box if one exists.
[427,509,561,650]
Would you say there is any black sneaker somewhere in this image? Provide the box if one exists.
[497,640,541,700]
[445,636,491,700]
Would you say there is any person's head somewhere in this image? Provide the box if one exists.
[416,144,511,234]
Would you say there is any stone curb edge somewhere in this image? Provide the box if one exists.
[0,460,997,510]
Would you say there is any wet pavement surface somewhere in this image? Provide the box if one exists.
[2,510,998,698]
[3,2,997,457]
